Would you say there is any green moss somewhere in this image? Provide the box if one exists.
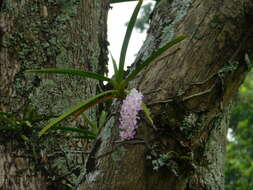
[218,61,240,79]
[6,1,80,68]
[180,113,205,139]
[159,0,192,46]
[193,32,205,40]
[111,146,126,162]
[3,1,95,189]
[147,146,194,176]
[5,1,94,115]
[209,16,224,30]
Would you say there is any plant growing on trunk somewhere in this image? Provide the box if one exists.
[26,0,186,138]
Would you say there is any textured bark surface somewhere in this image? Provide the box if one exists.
[1,0,253,189]
[83,0,253,190]
[0,0,109,189]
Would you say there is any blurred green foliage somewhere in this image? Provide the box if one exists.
[225,70,253,190]
[126,2,154,33]
[134,2,154,32]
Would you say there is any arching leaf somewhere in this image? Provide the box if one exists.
[38,90,117,137]
[26,68,111,82]
[126,35,187,81]
[118,0,143,80]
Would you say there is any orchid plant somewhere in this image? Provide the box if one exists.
[26,0,186,138]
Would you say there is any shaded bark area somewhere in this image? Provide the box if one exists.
[0,0,109,189]
[0,141,47,190]
[83,0,253,189]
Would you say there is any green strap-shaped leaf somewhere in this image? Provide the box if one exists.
[20,135,30,142]
[82,112,97,131]
[38,90,117,137]
[98,111,108,130]
[126,35,187,82]
[141,103,154,126]
[109,51,119,81]
[26,68,111,82]
[118,0,143,80]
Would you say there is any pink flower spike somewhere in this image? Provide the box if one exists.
[119,88,143,140]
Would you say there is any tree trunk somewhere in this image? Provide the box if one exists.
[1,0,253,189]
[0,0,109,189]
[83,0,253,190]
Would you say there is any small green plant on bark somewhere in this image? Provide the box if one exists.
[0,112,32,142]
[26,0,186,138]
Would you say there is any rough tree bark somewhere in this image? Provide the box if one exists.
[82,0,253,190]
[1,0,253,190]
[0,0,109,189]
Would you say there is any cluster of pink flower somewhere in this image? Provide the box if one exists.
[119,88,143,140]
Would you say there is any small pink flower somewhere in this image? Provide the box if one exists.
[119,88,143,140]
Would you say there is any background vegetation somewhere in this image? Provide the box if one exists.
[225,71,253,190]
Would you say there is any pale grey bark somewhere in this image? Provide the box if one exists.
[0,0,109,189]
